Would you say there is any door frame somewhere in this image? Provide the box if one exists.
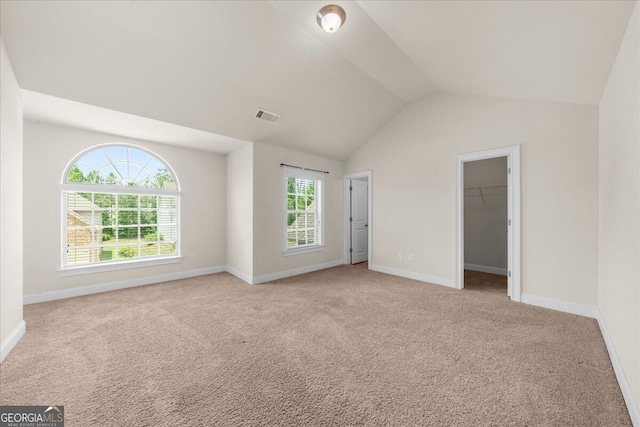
[455,145,521,301]
[343,170,372,268]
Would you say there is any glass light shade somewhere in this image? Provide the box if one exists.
[317,4,346,33]
[321,12,342,33]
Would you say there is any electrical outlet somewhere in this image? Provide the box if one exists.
[408,253,414,262]
[397,252,402,260]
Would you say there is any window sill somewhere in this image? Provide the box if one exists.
[59,255,183,277]
[283,245,325,257]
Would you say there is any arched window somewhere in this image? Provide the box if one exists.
[61,144,180,271]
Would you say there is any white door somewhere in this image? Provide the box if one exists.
[351,179,368,264]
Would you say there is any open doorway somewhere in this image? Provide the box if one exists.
[344,171,372,268]
[463,157,508,294]
[456,146,521,301]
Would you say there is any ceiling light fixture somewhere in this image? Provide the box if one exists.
[317,4,346,33]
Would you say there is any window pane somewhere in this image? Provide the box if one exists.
[67,227,93,247]
[161,241,177,255]
[118,210,138,225]
[140,195,157,209]
[99,246,116,262]
[159,224,177,243]
[66,248,93,265]
[287,230,297,247]
[94,193,116,209]
[118,194,139,208]
[66,146,177,188]
[143,226,159,241]
[101,226,115,242]
[139,243,160,258]
[117,245,137,259]
[119,227,139,240]
[307,213,315,228]
[158,209,176,228]
[298,230,307,245]
[158,196,176,209]
[140,211,157,226]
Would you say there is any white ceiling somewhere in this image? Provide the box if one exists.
[0,1,635,160]
[21,90,248,154]
[359,1,636,105]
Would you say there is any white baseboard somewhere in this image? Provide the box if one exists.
[252,260,344,285]
[24,261,348,304]
[225,266,253,285]
[596,309,640,426]
[1,320,26,363]
[520,294,597,318]
[23,266,227,304]
[464,263,507,276]
[371,264,455,288]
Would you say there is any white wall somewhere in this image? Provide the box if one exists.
[598,1,640,415]
[226,143,253,281]
[23,121,227,297]
[347,93,599,306]
[464,157,508,271]
[0,38,24,357]
[252,142,344,280]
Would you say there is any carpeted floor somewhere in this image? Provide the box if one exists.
[465,269,508,293]
[0,265,631,426]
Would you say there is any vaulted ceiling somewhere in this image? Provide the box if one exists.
[0,1,635,160]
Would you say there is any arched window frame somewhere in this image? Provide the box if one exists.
[60,144,181,275]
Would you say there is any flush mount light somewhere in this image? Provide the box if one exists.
[317,4,346,33]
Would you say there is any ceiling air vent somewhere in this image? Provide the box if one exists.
[256,109,280,125]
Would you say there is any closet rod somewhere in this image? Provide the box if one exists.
[280,163,329,174]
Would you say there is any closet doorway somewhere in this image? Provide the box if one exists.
[463,157,508,294]
[455,146,521,301]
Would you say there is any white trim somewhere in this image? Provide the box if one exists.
[456,145,521,301]
[371,264,455,288]
[283,245,325,257]
[61,183,180,196]
[520,294,597,318]
[596,308,640,426]
[0,320,26,363]
[225,266,253,285]
[25,266,226,304]
[343,170,373,269]
[252,260,343,285]
[464,263,508,276]
[59,256,183,276]
[26,261,346,303]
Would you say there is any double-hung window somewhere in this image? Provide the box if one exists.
[283,166,324,255]
[61,144,180,273]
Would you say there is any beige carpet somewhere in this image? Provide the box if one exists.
[0,265,631,426]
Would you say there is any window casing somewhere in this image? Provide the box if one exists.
[61,145,180,272]
[283,166,324,255]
